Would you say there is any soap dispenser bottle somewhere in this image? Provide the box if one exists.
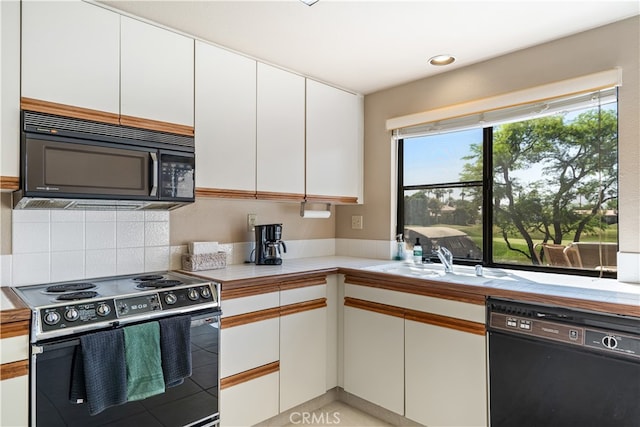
[394,234,405,260]
[413,238,422,264]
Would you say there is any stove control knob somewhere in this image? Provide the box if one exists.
[65,308,79,322]
[165,293,177,305]
[96,303,111,317]
[44,311,61,326]
[188,289,199,301]
[200,287,211,299]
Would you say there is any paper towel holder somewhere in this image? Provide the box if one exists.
[300,202,331,219]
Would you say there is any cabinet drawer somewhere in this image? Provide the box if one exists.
[0,335,28,365]
[220,317,279,378]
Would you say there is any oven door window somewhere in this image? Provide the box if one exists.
[33,315,219,427]
[159,152,195,200]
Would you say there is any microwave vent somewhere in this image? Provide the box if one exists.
[23,111,194,149]
[13,198,73,210]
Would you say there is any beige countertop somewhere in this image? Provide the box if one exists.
[182,256,640,315]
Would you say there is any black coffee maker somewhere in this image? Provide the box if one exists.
[254,224,287,265]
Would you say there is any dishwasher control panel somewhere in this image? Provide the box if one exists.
[490,312,585,346]
[488,298,640,361]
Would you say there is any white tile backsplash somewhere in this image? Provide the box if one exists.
[51,210,84,222]
[116,221,145,248]
[12,222,50,254]
[51,251,85,282]
[117,247,145,275]
[10,209,171,286]
[51,222,84,252]
[85,249,117,278]
[86,211,116,222]
[86,222,116,250]
[145,246,170,272]
[12,209,50,223]
[12,253,50,285]
[145,221,169,247]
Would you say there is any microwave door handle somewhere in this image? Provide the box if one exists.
[150,152,158,197]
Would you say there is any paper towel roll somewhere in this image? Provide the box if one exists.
[301,209,331,219]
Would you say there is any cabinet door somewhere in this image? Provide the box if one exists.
[343,305,404,415]
[256,63,305,198]
[280,306,327,411]
[194,41,256,193]
[306,80,363,202]
[220,371,279,427]
[1,0,20,179]
[120,17,194,127]
[21,0,120,114]
[0,375,28,427]
[405,320,488,427]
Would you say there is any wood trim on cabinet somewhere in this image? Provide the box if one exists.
[344,297,485,335]
[195,187,256,199]
[344,297,406,319]
[220,361,279,390]
[0,360,29,381]
[220,306,281,329]
[0,321,29,339]
[119,115,194,137]
[221,283,280,300]
[0,176,19,190]
[404,308,486,336]
[218,269,337,291]
[305,194,358,204]
[256,191,305,202]
[20,97,120,125]
[280,298,327,317]
[343,273,486,306]
[279,275,327,291]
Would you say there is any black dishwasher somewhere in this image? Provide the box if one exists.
[487,297,640,427]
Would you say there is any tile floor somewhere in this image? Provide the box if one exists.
[283,401,392,427]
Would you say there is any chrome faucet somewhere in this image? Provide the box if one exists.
[434,246,454,273]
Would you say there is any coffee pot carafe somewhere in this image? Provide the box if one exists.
[254,224,287,265]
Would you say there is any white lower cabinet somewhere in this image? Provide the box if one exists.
[343,305,405,415]
[405,320,488,427]
[280,305,327,411]
[220,371,280,427]
[0,375,29,427]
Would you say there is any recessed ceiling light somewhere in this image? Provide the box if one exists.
[428,55,456,66]
[300,0,319,5]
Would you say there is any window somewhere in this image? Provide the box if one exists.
[397,88,618,277]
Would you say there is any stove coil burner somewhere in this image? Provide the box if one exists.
[136,280,183,289]
[46,283,96,293]
[56,291,99,301]
[133,274,165,282]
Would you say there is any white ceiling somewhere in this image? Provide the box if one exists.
[98,0,639,95]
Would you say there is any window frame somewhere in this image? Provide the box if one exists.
[396,118,618,279]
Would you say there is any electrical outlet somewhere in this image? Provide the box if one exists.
[247,213,257,232]
[351,215,363,230]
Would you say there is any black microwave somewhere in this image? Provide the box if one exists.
[13,111,195,210]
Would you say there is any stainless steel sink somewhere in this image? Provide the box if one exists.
[364,262,512,285]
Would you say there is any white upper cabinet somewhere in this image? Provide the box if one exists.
[21,0,120,114]
[256,64,305,198]
[120,16,194,127]
[1,0,21,180]
[194,41,257,192]
[306,80,363,202]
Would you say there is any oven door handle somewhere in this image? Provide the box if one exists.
[33,338,80,354]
